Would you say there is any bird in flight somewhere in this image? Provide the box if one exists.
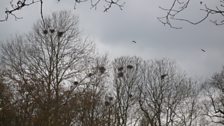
[201,49,206,52]
[132,41,136,43]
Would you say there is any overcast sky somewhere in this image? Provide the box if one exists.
[0,0,224,80]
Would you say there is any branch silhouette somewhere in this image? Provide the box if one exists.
[0,0,125,23]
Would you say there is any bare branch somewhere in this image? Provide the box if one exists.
[1,0,126,22]
[0,0,40,22]
[159,0,224,28]
[103,0,125,12]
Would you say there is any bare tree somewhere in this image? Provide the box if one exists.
[201,66,224,125]
[159,0,224,29]
[69,55,114,126]
[0,69,17,126]
[110,56,143,126]
[138,59,200,126]
[0,11,102,126]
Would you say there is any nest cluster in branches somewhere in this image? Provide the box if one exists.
[42,28,64,38]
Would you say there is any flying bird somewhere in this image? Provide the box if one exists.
[201,49,206,52]
[132,41,136,43]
